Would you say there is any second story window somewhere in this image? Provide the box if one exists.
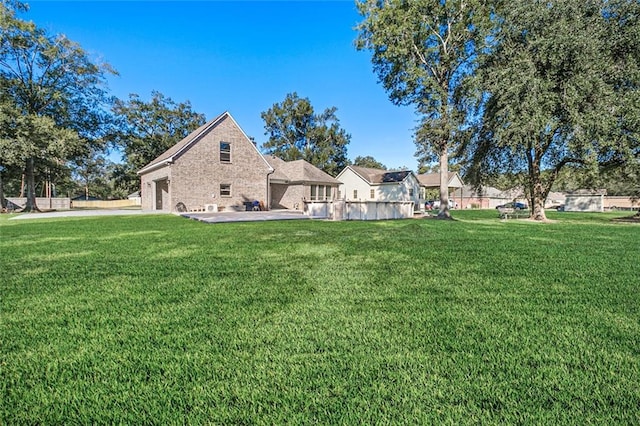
[220,142,231,163]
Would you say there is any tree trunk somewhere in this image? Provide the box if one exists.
[23,157,39,212]
[0,169,6,210]
[530,183,547,220]
[528,153,547,221]
[437,141,452,219]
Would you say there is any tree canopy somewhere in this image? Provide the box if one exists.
[356,0,493,218]
[261,92,350,176]
[464,0,640,220]
[108,91,207,193]
[0,0,115,211]
[353,155,387,170]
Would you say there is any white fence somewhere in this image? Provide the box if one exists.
[305,201,333,218]
[304,200,415,221]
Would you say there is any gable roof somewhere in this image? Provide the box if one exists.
[346,165,414,185]
[460,185,503,198]
[137,111,272,175]
[416,172,464,188]
[265,155,341,185]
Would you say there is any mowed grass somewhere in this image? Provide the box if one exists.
[1,210,638,424]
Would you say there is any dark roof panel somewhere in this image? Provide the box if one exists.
[350,166,412,184]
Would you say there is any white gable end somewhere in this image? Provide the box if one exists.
[337,167,372,200]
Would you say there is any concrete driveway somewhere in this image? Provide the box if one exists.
[182,210,310,223]
[9,209,167,220]
[9,209,312,223]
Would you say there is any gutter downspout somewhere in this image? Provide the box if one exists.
[266,168,274,211]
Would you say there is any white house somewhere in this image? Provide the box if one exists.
[336,166,421,210]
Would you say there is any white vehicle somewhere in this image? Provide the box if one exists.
[430,199,457,209]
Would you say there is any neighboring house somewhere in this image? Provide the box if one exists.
[458,185,519,209]
[336,166,421,209]
[458,185,501,209]
[460,185,565,209]
[416,172,465,208]
[565,189,606,212]
[603,196,639,210]
[264,155,341,210]
[545,191,566,209]
[138,111,273,212]
[127,191,142,206]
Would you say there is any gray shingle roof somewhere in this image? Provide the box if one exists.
[264,156,341,185]
[416,172,460,187]
[263,155,290,181]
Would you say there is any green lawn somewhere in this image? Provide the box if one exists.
[1,210,638,424]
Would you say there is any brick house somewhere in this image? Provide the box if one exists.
[265,155,341,211]
[138,112,273,212]
[138,111,342,213]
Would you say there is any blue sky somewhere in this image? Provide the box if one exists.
[25,1,420,169]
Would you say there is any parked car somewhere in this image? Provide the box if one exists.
[429,199,457,209]
[495,201,528,210]
[548,204,565,211]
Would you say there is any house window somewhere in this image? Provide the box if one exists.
[409,188,414,197]
[370,189,375,199]
[220,183,231,197]
[353,190,358,199]
[310,185,331,201]
[220,142,231,163]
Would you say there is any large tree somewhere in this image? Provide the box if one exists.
[356,0,493,218]
[603,0,640,213]
[71,146,109,200]
[107,162,139,199]
[0,98,19,209]
[0,1,116,211]
[465,0,640,220]
[0,103,79,203]
[109,91,206,192]
[261,92,350,176]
